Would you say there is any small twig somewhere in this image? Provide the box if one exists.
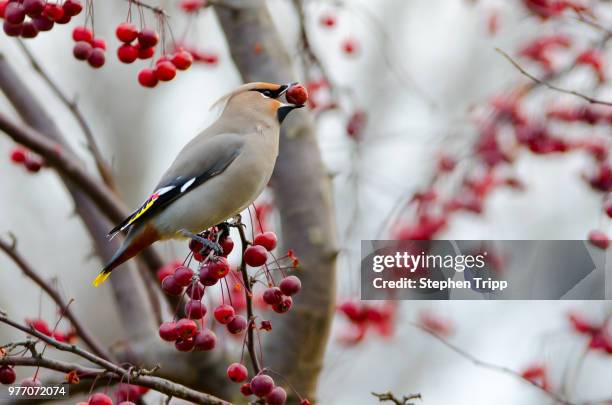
[496,47,612,106]
[372,391,421,405]
[0,236,112,361]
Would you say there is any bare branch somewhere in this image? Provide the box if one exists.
[372,391,421,405]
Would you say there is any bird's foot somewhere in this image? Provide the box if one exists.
[180,229,224,257]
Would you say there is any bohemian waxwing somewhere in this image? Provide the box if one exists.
[93,82,303,286]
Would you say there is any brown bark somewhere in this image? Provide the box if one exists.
[214,2,338,402]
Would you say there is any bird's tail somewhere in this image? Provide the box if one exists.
[92,224,161,287]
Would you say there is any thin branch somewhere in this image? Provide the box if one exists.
[0,236,112,362]
[372,391,421,405]
[496,48,612,106]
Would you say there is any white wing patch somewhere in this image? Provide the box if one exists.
[180,177,196,193]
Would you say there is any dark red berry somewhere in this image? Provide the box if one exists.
[23,0,43,17]
[138,68,158,88]
[193,329,216,351]
[300,400,311,405]
[285,85,309,106]
[588,230,609,249]
[175,318,198,338]
[156,261,179,283]
[213,304,235,324]
[174,337,195,352]
[155,61,176,81]
[266,387,287,405]
[88,393,112,405]
[5,2,24,24]
[209,257,230,278]
[10,148,26,163]
[41,3,63,21]
[227,363,248,383]
[0,0,7,18]
[263,287,283,305]
[184,299,207,319]
[254,231,277,251]
[73,41,92,60]
[72,26,92,42]
[24,157,42,173]
[244,245,268,267]
[54,12,70,24]
[117,44,138,63]
[189,239,204,253]
[138,28,159,48]
[260,320,272,331]
[116,22,137,43]
[272,296,292,314]
[174,266,194,286]
[605,199,612,218]
[250,374,274,397]
[279,275,301,296]
[87,48,105,68]
[158,321,179,341]
[62,0,82,17]
[31,16,53,32]
[3,20,22,36]
[0,366,16,385]
[171,50,193,70]
[137,44,155,59]
[240,383,252,396]
[186,282,205,300]
[227,314,247,334]
[92,38,106,50]
[161,275,184,295]
[27,318,52,335]
[20,21,38,38]
[220,236,234,256]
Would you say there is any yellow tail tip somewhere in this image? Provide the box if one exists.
[92,271,111,287]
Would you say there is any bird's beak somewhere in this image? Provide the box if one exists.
[276,82,295,98]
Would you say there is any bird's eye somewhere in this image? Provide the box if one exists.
[262,90,272,97]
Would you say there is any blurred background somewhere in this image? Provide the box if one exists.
[1,0,612,404]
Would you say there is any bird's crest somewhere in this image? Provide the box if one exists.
[211,82,283,111]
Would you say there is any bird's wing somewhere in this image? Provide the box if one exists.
[107,134,244,238]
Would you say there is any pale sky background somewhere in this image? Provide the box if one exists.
[1,0,611,404]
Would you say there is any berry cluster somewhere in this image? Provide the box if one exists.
[568,312,612,354]
[337,300,396,345]
[72,26,106,68]
[26,317,76,342]
[9,146,44,173]
[1,0,82,38]
[228,369,288,405]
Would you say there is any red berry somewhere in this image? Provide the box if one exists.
[300,400,311,405]
[62,0,82,17]
[138,28,159,48]
[41,3,63,21]
[175,318,198,338]
[244,245,268,267]
[117,44,138,63]
[161,275,184,295]
[156,261,179,283]
[213,304,235,324]
[155,61,176,81]
[24,157,42,173]
[54,11,71,24]
[171,50,193,70]
[588,230,609,249]
[250,374,274,397]
[73,41,92,60]
[272,296,292,314]
[227,363,248,383]
[72,26,92,42]
[92,38,106,50]
[3,20,22,36]
[10,147,27,163]
[23,0,44,17]
[260,320,272,331]
[0,366,16,385]
[174,266,194,286]
[179,0,207,13]
[254,231,277,251]
[138,68,158,88]
[193,329,216,351]
[227,314,247,334]
[220,236,234,256]
[184,299,207,319]
[137,44,155,59]
[266,387,287,405]
[158,321,179,341]
[604,199,612,218]
[5,2,24,23]
[174,337,195,352]
[209,257,230,278]
[319,13,336,28]
[31,16,53,31]
[0,0,7,18]
[189,239,204,253]
[20,21,38,38]
[116,22,138,43]
[341,38,358,55]
[186,282,205,300]
[87,48,105,68]
[88,393,112,405]
[199,264,219,286]
[285,85,308,106]
[279,275,301,296]
[27,318,52,335]
[240,383,252,396]
[263,287,283,305]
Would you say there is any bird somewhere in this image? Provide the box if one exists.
[92,82,304,287]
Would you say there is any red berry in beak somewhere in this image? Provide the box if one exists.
[244,245,268,267]
[286,84,308,106]
[214,304,235,324]
[250,374,274,397]
[279,275,301,296]
[227,363,248,383]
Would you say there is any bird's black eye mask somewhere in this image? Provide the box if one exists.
[253,85,288,99]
